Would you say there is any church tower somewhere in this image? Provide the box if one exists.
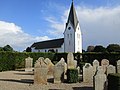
[64,1,82,53]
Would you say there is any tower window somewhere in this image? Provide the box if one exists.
[70,34,72,38]
[67,34,69,38]
[69,41,70,45]
[68,27,71,30]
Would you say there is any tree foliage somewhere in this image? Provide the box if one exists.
[107,44,120,52]
[93,45,107,52]
[87,46,95,52]
[3,45,14,51]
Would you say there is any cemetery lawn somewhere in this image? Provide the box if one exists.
[0,70,93,90]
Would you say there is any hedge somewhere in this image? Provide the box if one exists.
[108,73,120,90]
[67,69,78,83]
[0,52,119,71]
[0,52,55,71]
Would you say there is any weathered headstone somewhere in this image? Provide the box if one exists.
[34,57,48,84]
[44,58,54,75]
[93,66,107,90]
[77,66,80,74]
[107,65,116,75]
[25,57,33,72]
[101,59,109,74]
[53,58,65,83]
[93,60,99,75]
[117,60,120,73]
[83,63,93,83]
[64,62,67,79]
[67,52,77,69]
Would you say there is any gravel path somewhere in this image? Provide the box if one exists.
[0,70,93,90]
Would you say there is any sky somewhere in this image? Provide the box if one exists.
[0,0,120,51]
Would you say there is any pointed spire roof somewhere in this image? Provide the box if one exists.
[66,1,79,30]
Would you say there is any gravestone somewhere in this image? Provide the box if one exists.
[67,52,77,69]
[117,60,120,73]
[64,62,67,79]
[34,57,48,84]
[101,59,109,74]
[25,57,33,72]
[107,65,116,75]
[53,58,65,83]
[93,60,99,75]
[77,66,80,74]
[83,63,93,83]
[44,58,54,75]
[93,66,107,90]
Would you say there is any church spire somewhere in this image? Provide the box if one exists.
[66,1,79,30]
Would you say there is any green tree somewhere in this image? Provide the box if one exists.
[87,46,95,52]
[0,47,4,51]
[107,44,120,52]
[3,45,14,51]
[93,45,107,52]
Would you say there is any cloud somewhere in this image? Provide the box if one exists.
[46,5,120,49]
[76,6,120,49]
[0,21,50,51]
[45,16,65,38]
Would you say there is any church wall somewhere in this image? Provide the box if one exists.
[75,24,82,53]
[64,22,75,52]
[31,44,64,53]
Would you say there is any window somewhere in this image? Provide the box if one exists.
[67,34,69,38]
[38,50,40,52]
[69,41,70,45]
[56,49,58,52]
[68,27,71,30]
[70,34,72,38]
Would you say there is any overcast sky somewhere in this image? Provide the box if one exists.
[0,0,120,51]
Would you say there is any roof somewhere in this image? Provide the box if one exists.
[31,38,64,49]
[66,2,79,30]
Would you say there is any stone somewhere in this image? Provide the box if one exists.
[34,57,48,84]
[101,59,109,74]
[83,63,93,83]
[93,60,99,75]
[34,67,48,84]
[117,60,120,73]
[53,58,65,83]
[107,65,116,75]
[64,62,67,79]
[67,52,77,69]
[77,66,80,74]
[25,57,33,72]
[44,58,54,75]
[35,57,46,68]
[93,66,107,90]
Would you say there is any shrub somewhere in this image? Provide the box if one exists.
[108,73,120,90]
[67,69,78,83]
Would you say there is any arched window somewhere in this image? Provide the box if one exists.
[56,49,58,52]
[70,34,72,38]
[67,34,69,38]
[69,41,70,45]
[45,50,47,52]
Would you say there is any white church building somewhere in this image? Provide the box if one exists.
[31,1,82,53]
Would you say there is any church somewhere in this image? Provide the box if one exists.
[30,1,82,53]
